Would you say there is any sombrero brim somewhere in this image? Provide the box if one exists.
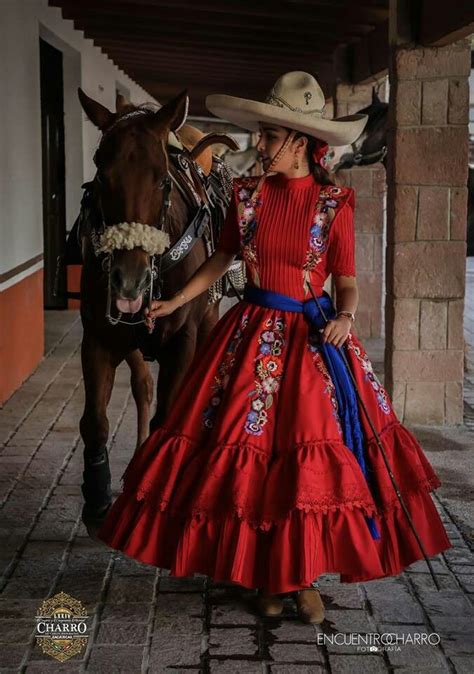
[206,94,368,146]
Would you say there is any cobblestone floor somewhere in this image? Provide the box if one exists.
[0,272,473,673]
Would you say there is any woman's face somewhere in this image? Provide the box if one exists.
[256,123,308,173]
[256,123,295,173]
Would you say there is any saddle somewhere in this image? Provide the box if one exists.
[57,137,246,304]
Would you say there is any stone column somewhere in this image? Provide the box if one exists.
[385,39,470,424]
[334,81,388,339]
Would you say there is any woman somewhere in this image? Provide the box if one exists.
[96,72,451,625]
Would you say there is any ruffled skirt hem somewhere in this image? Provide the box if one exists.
[97,418,452,594]
[97,484,451,594]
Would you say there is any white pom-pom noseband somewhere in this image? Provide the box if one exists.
[97,222,171,256]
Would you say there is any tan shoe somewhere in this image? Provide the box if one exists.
[256,591,284,617]
[296,588,325,624]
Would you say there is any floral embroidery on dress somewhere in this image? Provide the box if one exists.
[236,179,261,287]
[307,332,343,435]
[303,185,348,294]
[346,337,391,415]
[244,315,286,436]
[202,310,251,429]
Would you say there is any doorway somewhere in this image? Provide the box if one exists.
[40,37,67,309]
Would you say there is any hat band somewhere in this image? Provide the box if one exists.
[265,93,325,117]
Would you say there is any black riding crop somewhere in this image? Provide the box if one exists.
[306,280,441,591]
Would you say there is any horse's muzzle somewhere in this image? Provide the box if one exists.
[110,265,152,314]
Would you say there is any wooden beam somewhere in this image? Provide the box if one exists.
[102,47,332,92]
[419,0,474,46]
[389,0,419,46]
[92,34,335,60]
[142,60,336,89]
[126,70,292,88]
[59,4,381,34]
[74,21,351,49]
[350,21,389,83]
[52,0,342,7]
[52,0,388,25]
[138,80,266,94]
[139,60,335,98]
[104,46,309,70]
[69,14,372,42]
[106,58,303,77]
[132,81,262,115]
[104,55,309,79]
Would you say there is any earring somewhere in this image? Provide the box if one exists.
[293,156,299,170]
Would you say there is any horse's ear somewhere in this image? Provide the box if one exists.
[116,92,133,114]
[78,88,115,131]
[155,90,189,132]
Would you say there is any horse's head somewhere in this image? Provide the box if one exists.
[351,88,388,155]
[78,88,188,316]
[334,87,388,171]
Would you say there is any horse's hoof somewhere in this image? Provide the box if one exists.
[81,502,111,543]
[85,522,105,543]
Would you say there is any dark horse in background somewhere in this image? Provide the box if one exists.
[76,89,237,536]
[334,88,388,171]
[335,87,474,254]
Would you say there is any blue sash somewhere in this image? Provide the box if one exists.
[243,285,380,540]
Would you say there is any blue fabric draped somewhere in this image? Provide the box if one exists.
[243,284,380,540]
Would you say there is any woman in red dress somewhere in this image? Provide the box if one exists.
[96,72,451,624]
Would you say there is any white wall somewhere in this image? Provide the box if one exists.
[469,68,474,138]
[0,0,157,287]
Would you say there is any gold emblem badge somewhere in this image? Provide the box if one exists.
[35,591,89,662]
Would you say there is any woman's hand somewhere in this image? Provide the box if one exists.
[320,315,352,348]
[144,298,181,332]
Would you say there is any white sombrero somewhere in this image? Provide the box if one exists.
[206,71,368,147]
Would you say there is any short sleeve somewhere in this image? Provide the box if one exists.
[326,189,356,277]
[215,185,240,255]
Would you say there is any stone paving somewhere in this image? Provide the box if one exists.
[0,279,474,673]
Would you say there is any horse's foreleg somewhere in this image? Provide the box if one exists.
[150,324,198,431]
[125,349,154,452]
[79,332,117,525]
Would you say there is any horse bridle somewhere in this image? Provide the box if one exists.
[351,144,387,166]
[91,168,173,326]
[89,107,176,325]
[91,109,220,326]
[90,105,238,326]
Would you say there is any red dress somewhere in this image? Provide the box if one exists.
[97,173,451,594]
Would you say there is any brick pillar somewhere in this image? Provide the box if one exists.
[334,81,387,339]
[385,39,470,424]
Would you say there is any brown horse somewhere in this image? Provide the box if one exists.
[77,88,235,533]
